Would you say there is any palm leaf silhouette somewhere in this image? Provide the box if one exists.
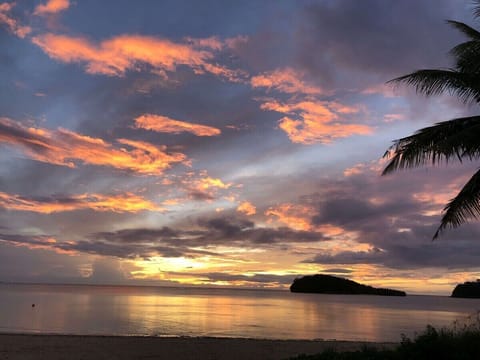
[384,8,480,238]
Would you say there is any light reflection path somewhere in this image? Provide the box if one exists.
[0,284,479,342]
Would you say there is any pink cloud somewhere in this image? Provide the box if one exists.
[251,67,324,95]
[135,114,221,136]
[31,33,246,81]
[237,201,256,216]
[0,191,163,213]
[34,0,70,16]
[0,117,186,175]
[0,2,31,38]
[259,99,372,144]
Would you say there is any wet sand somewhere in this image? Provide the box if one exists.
[0,334,397,360]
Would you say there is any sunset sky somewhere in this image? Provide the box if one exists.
[1,0,480,295]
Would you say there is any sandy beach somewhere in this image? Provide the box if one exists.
[0,334,397,360]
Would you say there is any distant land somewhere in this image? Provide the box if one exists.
[290,274,407,296]
[451,280,480,298]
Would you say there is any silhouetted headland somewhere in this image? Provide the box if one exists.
[451,280,480,298]
[290,274,406,296]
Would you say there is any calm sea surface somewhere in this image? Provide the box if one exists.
[0,283,479,342]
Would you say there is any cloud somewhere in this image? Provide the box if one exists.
[266,203,346,237]
[0,233,73,254]
[284,160,480,270]
[251,67,324,95]
[31,33,245,80]
[4,216,330,260]
[178,172,233,201]
[134,114,221,136]
[0,2,31,38]
[0,191,162,213]
[259,99,372,144]
[34,0,70,16]
[87,258,126,284]
[0,117,186,175]
[294,0,462,85]
[193,216,329,246]
[194,271,295,287]
[237,201,256,216]
[265,203,313,231]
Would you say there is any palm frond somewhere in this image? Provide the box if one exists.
[388,69,480,103]
[433,168,480,239]
[382,116,480,175]
[450,40,480,73]
[447,20,480,40]
[474,0,480,18]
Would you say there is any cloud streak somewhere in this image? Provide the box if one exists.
[134,114,221,136]
[0,216,331,260]
[251,67,324,95]
[237,201,256,215]
[0,2,31,38]
[0,191,162,213]
[34,0,70,16]
[259,99,372,144]
[31,33,245,80]
[0,117,186,175]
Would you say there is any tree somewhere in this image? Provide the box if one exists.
[383,5,480,239]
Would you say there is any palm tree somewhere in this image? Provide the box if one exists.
[383,5,480,239]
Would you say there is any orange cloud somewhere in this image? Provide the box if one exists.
[0,233,78,255]
[135,114,221,136]
[343,159,385,177]
[0,117,186,175]
[31,33,243,80]
[237,201,256,216]
[266,203,345,237]
[175,171,233,201]
[251,67,324,95]
[34,0,70,15]
[0,191,163,213]
[0,2,31,38]
[260,99,372,144]
[196,176,231,190]
[265,203,313,231]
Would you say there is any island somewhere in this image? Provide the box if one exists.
[451,280,480,298]
[290,274,406,296]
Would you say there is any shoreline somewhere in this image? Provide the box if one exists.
[0,333,398,360]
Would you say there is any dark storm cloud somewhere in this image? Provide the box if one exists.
[304,240,480,270]
[195,216,328,245]
[299,162,480,270]
[0,232,54,247]
[198,217,254,237]
[187,190,216,201]
[70,216,330,259]
[93,227,181,243]
[294,0,469,85]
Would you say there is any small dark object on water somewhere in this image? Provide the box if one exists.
[31,303,35,307]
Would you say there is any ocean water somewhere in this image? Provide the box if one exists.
[0,283,479,342]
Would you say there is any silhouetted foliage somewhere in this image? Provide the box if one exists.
[383,1,480,239]
[289,324,480,360]
[451,280,480,298]
[290,274,406,296]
